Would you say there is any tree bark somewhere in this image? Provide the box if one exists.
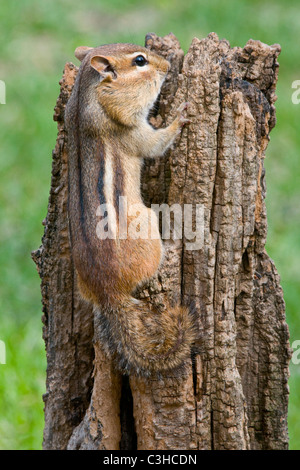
[32,32,291,451]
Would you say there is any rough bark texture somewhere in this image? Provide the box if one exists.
[32,32,291,450]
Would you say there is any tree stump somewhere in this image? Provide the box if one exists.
[32,32,291,450]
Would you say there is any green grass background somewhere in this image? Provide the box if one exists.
[0,0,299,450]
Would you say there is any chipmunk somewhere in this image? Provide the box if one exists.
[65,42,196,376]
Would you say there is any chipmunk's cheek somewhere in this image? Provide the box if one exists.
[140,70,153,81]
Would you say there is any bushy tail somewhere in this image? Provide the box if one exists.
[94,297,197,376]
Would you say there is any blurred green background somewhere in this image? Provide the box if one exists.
[0,0,299,450]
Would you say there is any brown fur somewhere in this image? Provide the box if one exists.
[65,42,195,375]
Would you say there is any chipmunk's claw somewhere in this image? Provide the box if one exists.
[177,102,191,127]
[177,101,190,115]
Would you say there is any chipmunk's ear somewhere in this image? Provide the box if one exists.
[75,46,93,62]
[90,55,117,82]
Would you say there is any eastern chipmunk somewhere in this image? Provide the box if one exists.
[65,43,195,376]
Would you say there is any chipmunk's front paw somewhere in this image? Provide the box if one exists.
[176,102,191,128]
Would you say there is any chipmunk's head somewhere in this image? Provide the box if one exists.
[75,43,170,126]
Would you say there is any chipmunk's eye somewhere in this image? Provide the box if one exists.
[133,55,148,67]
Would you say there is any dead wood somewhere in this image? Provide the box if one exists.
[32,32,290,450]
